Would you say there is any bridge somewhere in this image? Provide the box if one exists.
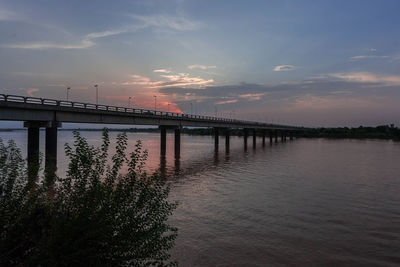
[0,94,307,180]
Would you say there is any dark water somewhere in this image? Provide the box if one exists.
[1,131,400,266]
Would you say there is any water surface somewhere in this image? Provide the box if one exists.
[1,131,399,266]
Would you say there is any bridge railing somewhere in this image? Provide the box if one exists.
[0,94,301,129]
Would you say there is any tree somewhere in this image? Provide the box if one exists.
[0,130,177,266]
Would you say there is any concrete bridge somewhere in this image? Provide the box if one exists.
[0,94,307,179]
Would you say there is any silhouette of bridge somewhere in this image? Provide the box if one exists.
[0,94,307,179]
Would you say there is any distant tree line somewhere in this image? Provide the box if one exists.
[299,125,400,140]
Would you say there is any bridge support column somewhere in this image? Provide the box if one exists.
[262,130,266,147]
[290,132,294,140]
[252,129,256,149]
[280,131,284,142]
[25,121,41,186]
[225,128,230,152]
[160,127,167,155]
[275,131,278,143]
[174,128,181,158]
[269,131,273,144]
[45,122,60,187]
[243,128,248,150]
[214,127,219,151]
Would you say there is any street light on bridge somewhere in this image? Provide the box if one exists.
[128,96,132,108]
[66,87,71,101]
[94,84,98,104]
[153,95,157,110]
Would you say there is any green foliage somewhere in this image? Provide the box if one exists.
[0,130,177,266]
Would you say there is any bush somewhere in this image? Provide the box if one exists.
[0,130,177,266]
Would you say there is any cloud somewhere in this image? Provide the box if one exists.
[112,73,400,125]
[27,88,39,96]
[120,75,158,86]
[158,74,400,118]
[349,55,389,61]
[120,71,213,88]
[3,29,125,50]
[4,41,93,50]
[215,99,238,105]
[330,72,400,86]
[239,93,264,101]
[0,8,21,21]
[273,65,296,71]
[3,13,199,50]
[153,69,171,73]
[130,14,201,31]
[159,73,213,87]
[188,65,217,70]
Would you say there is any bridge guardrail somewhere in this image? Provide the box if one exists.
[0,94,302,129]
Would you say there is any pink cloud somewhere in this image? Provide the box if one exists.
[27,88,39,96]
[153,69,171,73]
[330,72,400,86]
[239,93,264,101]
[215,99,238,105]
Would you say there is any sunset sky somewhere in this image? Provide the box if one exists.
[1,0,400,127]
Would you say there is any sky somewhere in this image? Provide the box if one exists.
[1,0,400,127]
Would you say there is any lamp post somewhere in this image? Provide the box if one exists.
[153,95,157,110]
[190,102,193,114]
[66,87,71,101]
[94,84,98,104]
[128,96,132,108]
[167,102,170,112]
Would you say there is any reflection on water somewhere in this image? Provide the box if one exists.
[1,131,400,266]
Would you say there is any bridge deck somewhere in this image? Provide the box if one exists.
[0,94,303,130]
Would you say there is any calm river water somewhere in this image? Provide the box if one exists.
[1,130,399,266]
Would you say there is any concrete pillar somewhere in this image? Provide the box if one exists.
[214,127,219,151]
[269,131,273,144]
[45,122,59,187]
[225,128,230,152]
[280,131,284,142]
[160,127,167,155]
[274,131,278,143]
[243,128,248,150]
[252,129,256,149]
[262,130,266,147]
[290,132,294,140]
[174,128,181,158]
[27,125,40,185]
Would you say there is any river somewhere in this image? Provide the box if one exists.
[1,130,399,266]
